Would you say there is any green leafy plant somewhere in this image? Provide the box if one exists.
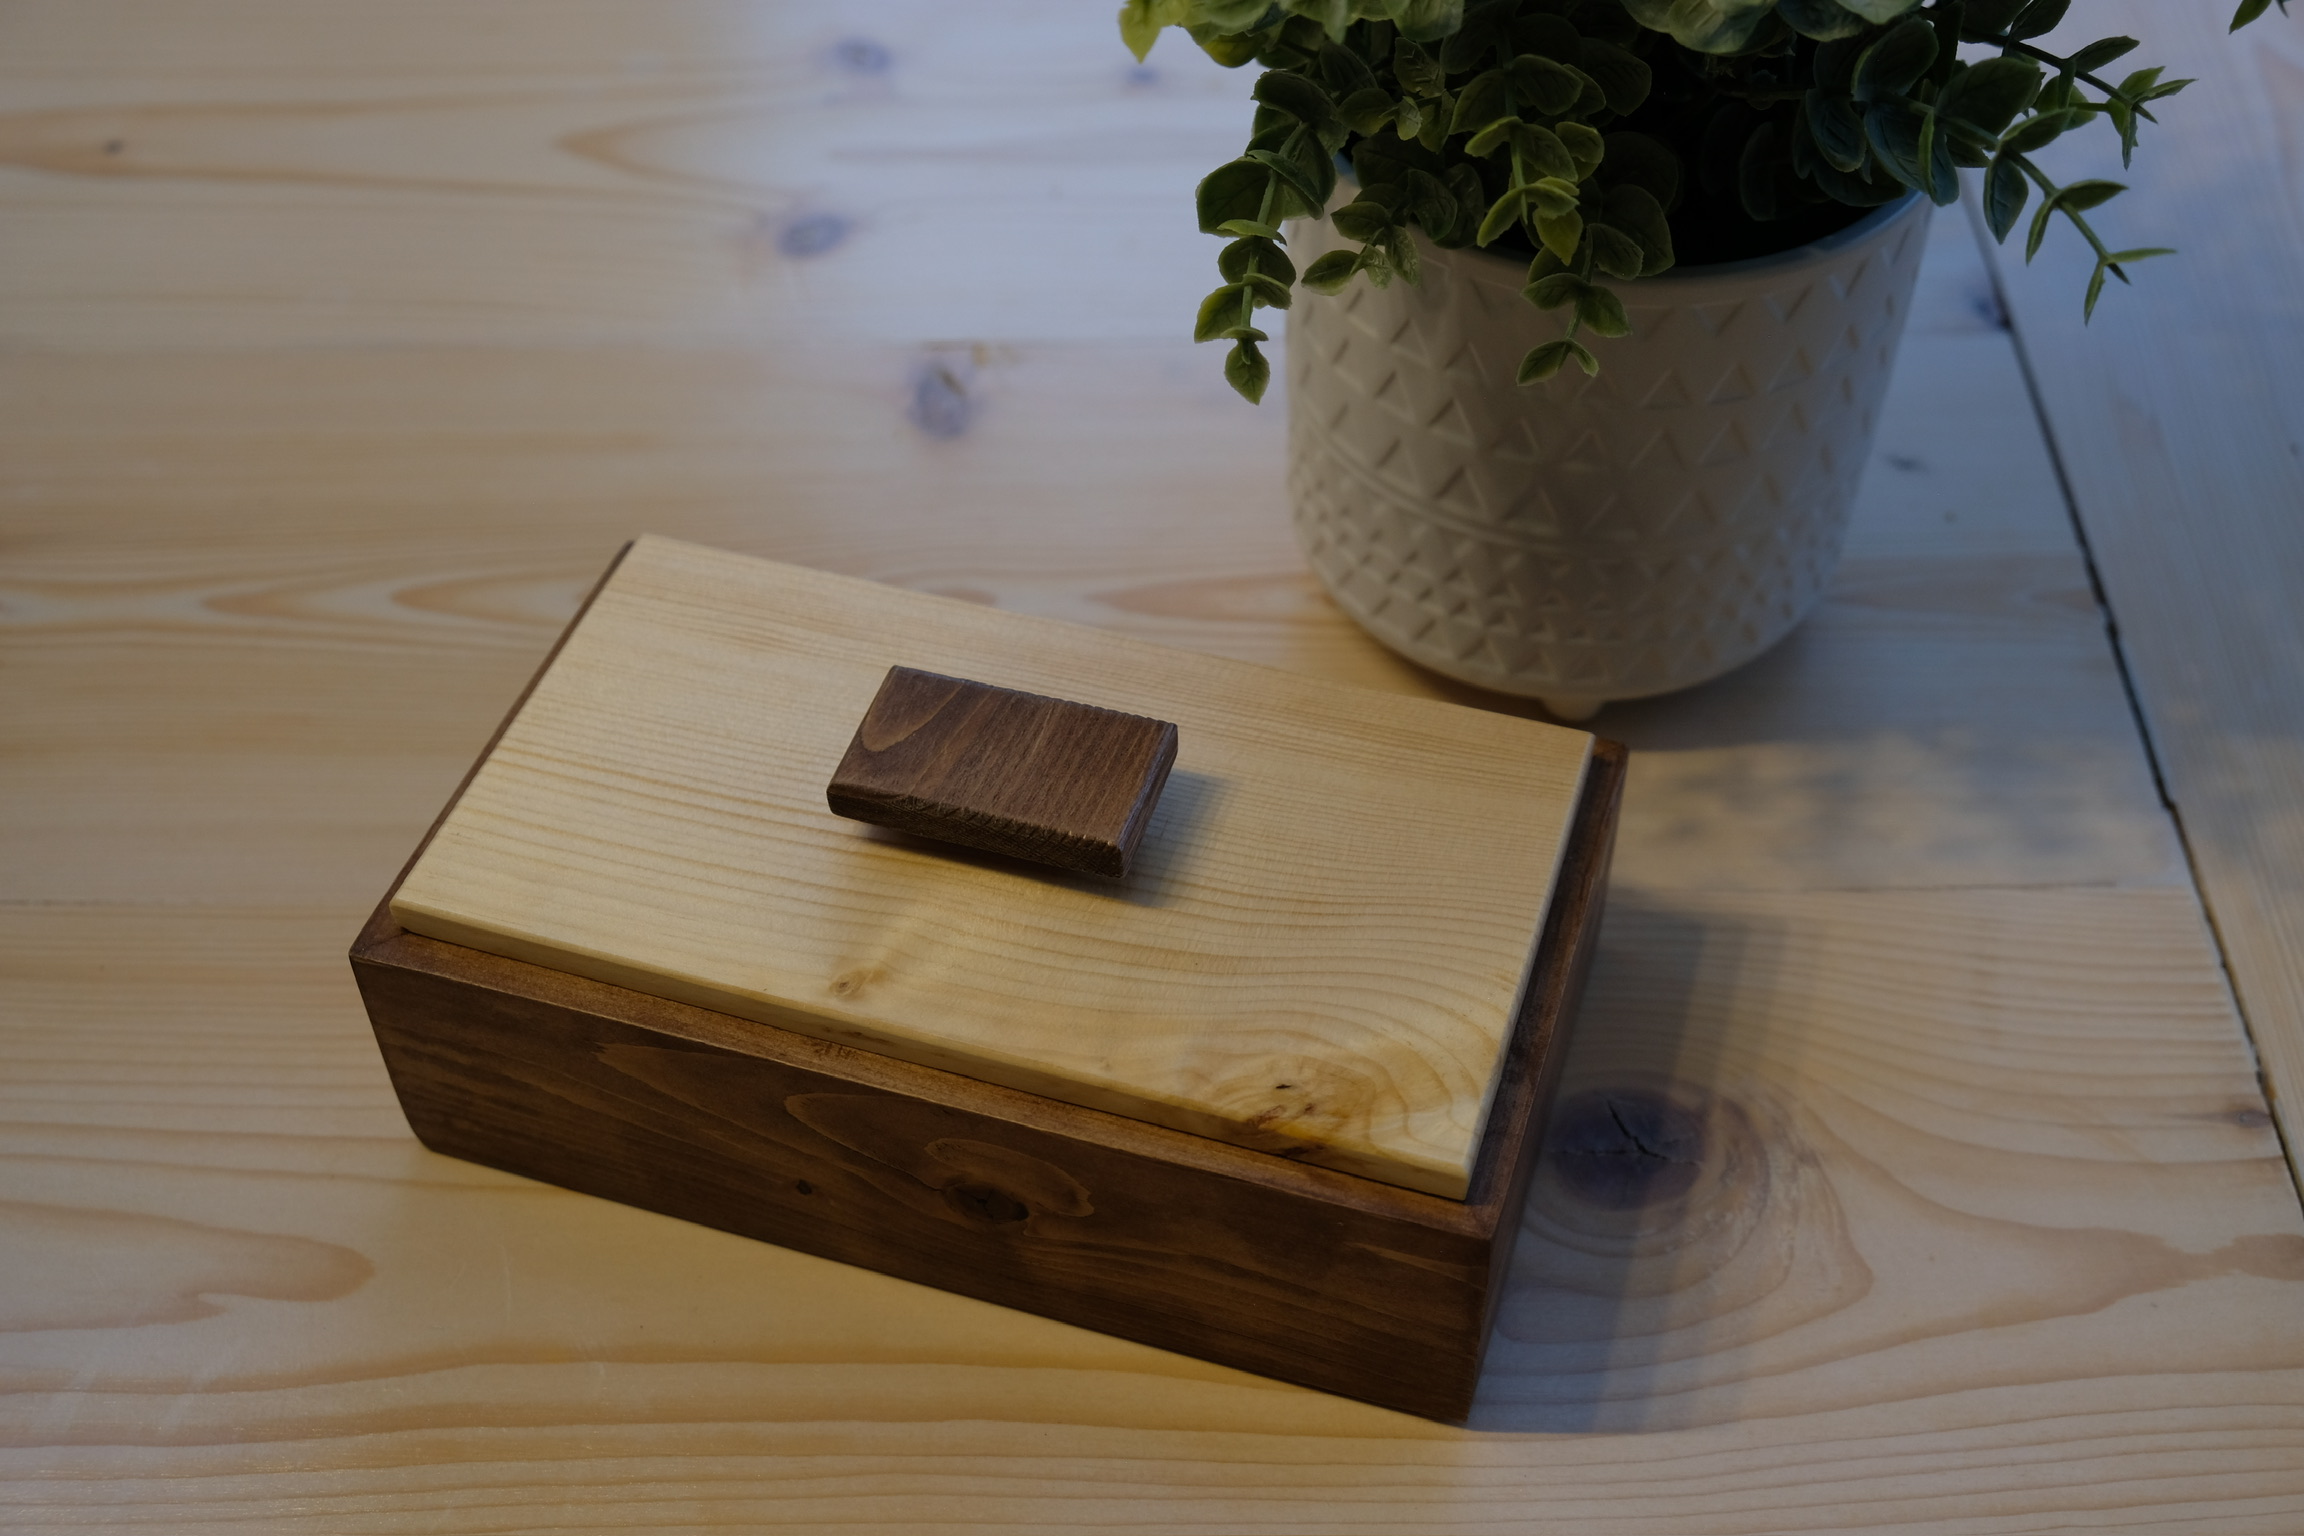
[1121,0,2288,401]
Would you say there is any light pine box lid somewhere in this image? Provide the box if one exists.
[392,537,1594,1198]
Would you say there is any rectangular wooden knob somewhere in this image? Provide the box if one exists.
[827,667,1180,878]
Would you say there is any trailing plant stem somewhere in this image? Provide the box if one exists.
[2007,150,2118,268]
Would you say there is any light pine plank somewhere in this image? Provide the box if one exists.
[0,0,1250,351]
[1975,3,2304,1176]
[2,896,2299,1532]
[1,0,2292,1525]
[391,537,1593,1198]
[0,234,2184,902]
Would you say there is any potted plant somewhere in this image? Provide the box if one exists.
[1119,0,2286,718]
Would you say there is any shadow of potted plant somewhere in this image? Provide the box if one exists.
[1122,0,2287,719]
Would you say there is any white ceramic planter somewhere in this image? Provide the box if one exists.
[1286,194,1930,718]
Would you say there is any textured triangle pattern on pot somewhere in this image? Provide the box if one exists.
[1285,201,1931,703]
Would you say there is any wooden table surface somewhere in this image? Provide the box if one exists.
[4,2,2301,1531]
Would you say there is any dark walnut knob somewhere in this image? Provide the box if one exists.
[826,667,1179,879]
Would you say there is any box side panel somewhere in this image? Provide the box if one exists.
[351,944,1493,1422]
[1462,738,1625,1365]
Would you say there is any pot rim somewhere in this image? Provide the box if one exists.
[1629,191,1927,287]
[1309,185,1928,295]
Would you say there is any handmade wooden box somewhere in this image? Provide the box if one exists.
[351,537,1623,1422]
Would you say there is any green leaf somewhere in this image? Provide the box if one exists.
[1778,0,1871,41]
[1404,168,1458,234]
[1338,86,1397,135]
[1604,185,1675,274]
[1518,337,1597,384]
[1864,100,1955,202]
[1853,17,1938,103]
[2034,74,2081,112]
[1588,223,1645,282]
[1252,69,1339,131]
[1837,0,1926,19]
[1393,36,1447,96]
[1525,272,1589,310]
[1198,159,1271,235]
[1557,121,1606,180]
[1739,121,1782,222]
[1982,154,2029,241]
[1193,283,1251,342]
[1790,99,1822,179]
[1247,107,1295,153]
[2024,181,2123,262]
[2119,65,2188,105]
[1475,186,1529,246]
[1439,7,1502,72]
[1441,163,1487,244]
[2069,36,2141,73]
[1806,89,1866,172]
[1117,0,1165,64]
[1317,41,1376,98]
[1619,0,1777,54]
[2024,194,2056,261]
[1808,154,1907,206]
[1218,236,1296,285]
[1387,224,1422,284]
[1814,35,1863,93]
[1215,218,1286,239]
[1301,248,1361,294]
[2233,0,2277,30]
[1450,70,1510,136]
[1279,14,1330,53]
[1513,123,1578,183]
[1948,133,1993,169]
[1599,131,1681,206]
[1225,337,1270,403]
[1528,176,1581,218]
[2008,0,2070,40]
[1965,0,2029,32]
[1466,115,1522,158]
[1247,146,1330,213]
[1239,270,1293,308]
[1395,96,1424,140]
[1418,99,1450,150]
[1329,199,1394,242]
[1936,56,2043,139]
[1383,0,1464,45]
[1572,72,1610,121]
[2000,106,2081,153]
[1195,0,1272,31]
[1188,25,1263,68]
[1534,204,1583,262]
[1922,122,1960,203]
[2102,95,2137,163]
[1506,53,1590,118]
[1576,39,1654,115]
[2059,178,2126,213]
[1575,283,1631,337]
[1353,180,1407,213]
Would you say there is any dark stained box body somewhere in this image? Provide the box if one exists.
[350,543,1622,1422]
